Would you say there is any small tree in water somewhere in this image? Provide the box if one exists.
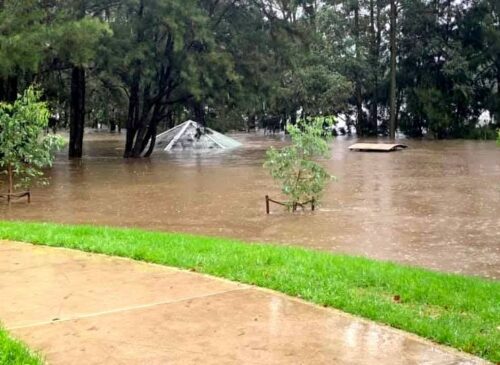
[0,87,65,202]
[264,117,335,210]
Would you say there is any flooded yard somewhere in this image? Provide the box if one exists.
[1,133,499,278]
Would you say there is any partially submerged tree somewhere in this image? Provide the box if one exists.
[0,87,65,202]
[264,117,334,210]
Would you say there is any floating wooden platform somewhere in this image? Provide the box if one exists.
[349,143,408,152]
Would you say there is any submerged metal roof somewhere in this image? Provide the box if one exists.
[155,120,242,152]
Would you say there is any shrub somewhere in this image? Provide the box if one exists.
[0,86,65,198]
[264,117,334,209]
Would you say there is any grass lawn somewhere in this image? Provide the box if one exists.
[0,328,43,365]
[0,220,499,363]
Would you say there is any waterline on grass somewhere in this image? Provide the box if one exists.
[0,220,498,362]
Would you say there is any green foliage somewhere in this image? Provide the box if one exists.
[1,0,498,141]
[0,1,110,76]
[0,327,43,365]
[0,86,65,190]
[49,17,112,67]
[0,0,46,76]
[464,125,499,140]
[397,0,500,138]
[264,117,334,207]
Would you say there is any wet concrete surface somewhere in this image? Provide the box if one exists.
[0,132,498,278]
[0,241,488,364]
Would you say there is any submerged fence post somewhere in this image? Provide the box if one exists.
[265,195,270,214]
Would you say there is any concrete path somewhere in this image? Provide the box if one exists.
[0,241,488,365]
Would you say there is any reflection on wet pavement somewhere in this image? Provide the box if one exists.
[1,132,499,278]
[3,241,487,365]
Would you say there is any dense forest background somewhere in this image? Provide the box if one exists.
[0,0,498,158]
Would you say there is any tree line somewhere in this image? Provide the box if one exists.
[0,0,498,158]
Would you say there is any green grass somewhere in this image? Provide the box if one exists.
[0,221,499,362]
[0,327,43,365]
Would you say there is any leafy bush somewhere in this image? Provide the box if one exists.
[463,125,498,140]
[264,117,334,208]
[0,86,65,195]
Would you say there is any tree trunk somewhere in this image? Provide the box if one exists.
[247,113,256,131]
[124,0,145,158]
[375,0,382,133]
[354,2,364,136]
[131,123,149,156]
[125,100,138,156]
[69,66,86,158]
[389,0,397,139]
[7,163,13,202]
[290,110,297,126]
[142,122,158,158]
[193,101,206,126]
[6,75,18,102]
[0,78,4,101]
[369,0,376,134]
[368,0,381,135]
[496,66,500,125]
[130,85,154,157]
[124,66,142,157]
[0,75,18,102]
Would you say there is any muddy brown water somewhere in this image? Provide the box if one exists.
[1,132,499,279]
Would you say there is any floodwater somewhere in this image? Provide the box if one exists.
[1,132,499,279]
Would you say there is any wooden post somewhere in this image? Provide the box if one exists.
[27,191,31,204]
[311,198,315,211]
[265,195,270,214]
